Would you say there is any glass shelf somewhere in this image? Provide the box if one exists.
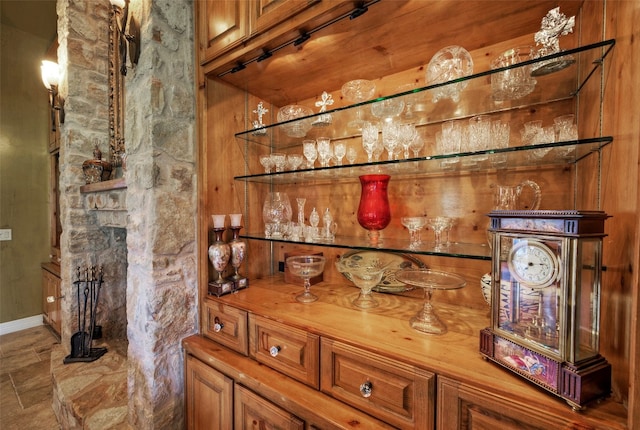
[241,234,492,260]
[235,137,612,184]
[235,40,615,148]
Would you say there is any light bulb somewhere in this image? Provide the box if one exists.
[41,60,60,89]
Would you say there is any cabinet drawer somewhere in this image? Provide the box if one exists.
[235,384,304,430]
[321,338,435,430]
[203,300,248,356]
[249,314,320,389]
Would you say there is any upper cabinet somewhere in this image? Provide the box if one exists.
[198,1,249,64]
[197,0,350,67]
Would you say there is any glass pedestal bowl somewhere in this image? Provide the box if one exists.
[336,256,389,309]
[286,255,326,303]
[395,268,466,334]
[341,79,376,129]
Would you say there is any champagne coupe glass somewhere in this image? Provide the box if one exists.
[286,255,326,303]
[287,154,303,171]
[271,153,287,172]
[361,122,379,162]
[401,216,428,248]
[333,142,346,166]
[302,140,317,168]
[259,154,274,173]
[341,79,376,129]
[336,256,389,309]
[395,268,466,334]
[426,216,453,249]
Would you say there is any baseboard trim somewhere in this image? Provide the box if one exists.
[0,315,44,335]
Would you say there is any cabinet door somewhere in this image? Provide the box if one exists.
[235,384,304,430]
[250,0,320,35]
[198,0,248,64]
[49,273,62,335]
[42,270,51,324]
[437,376,592,430]
[185,354,233,430]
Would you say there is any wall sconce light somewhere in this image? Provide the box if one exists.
[41,60,65,129]
[110,0,140,76]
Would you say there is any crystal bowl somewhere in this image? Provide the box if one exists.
[426,45,473,103]
[277,105,314,138]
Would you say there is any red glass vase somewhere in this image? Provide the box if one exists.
[357,174,391,244]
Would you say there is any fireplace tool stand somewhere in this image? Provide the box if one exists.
[64,265,108,364]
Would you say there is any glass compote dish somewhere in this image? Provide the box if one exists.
[341,79,376,129]
[395,268,466,334]
[286,255,326,303]
[336,256,389,309]
[401,216,428,249]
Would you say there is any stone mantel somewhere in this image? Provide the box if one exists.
[81,178,127,228]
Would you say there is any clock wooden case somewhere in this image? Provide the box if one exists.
[480,210,611,410]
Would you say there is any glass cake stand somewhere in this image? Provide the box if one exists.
[395,268,466,334]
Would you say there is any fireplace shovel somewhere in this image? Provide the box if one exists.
[64,266,108,364]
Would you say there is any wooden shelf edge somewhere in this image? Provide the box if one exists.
[80,177,127,193]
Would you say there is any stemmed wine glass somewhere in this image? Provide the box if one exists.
[395,268,466,334]
[286,255,326,303]
[316,137,333,167]
[303,140,317,168]
[361,122,379,162]
[333,142,346,166]
[382,122,401,160]
[398,124,418,159]
[346,147,358,164]
[410,135,425,158]
[341,79,376,129]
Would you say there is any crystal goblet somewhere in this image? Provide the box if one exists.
[395,268,466,334]
[361,122,379,162]
[287,154,304,171]
[259,154,274,173]
[286,255,326,303]
[336,256,389,309]
[426,216,454,248]
[333,142,346,166]
[302,140,317,168]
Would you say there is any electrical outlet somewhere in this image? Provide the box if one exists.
[0,229,11,241]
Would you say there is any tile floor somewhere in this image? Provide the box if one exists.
[0,325,61,430]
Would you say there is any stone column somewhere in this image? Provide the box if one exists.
[124,0,197,427]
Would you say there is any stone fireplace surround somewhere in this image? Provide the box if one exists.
[53,1,197,428]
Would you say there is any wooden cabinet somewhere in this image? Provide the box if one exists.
[197,0,249,64]
[185,354,233,430]
[249,0,320,36]
[194,0,638,428]
[42,263,61,336]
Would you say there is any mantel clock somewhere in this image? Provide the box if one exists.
[480,210,611,410]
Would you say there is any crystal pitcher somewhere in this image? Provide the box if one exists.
[492,180,541,210]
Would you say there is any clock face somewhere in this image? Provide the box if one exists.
[507,239,560,288]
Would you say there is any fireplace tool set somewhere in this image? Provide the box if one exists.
[64,265,108,364]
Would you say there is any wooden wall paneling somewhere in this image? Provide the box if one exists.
[601,0,640,425]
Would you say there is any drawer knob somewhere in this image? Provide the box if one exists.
[213,317,224,332]
[269,345,281,357]
[359,381,373,398]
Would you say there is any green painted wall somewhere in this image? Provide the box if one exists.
[0,22,52,323]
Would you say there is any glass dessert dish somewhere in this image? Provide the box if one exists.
[286,255,326,303]
[401,216,428,248]
[336,256,389,309]
[395,268,466,334]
